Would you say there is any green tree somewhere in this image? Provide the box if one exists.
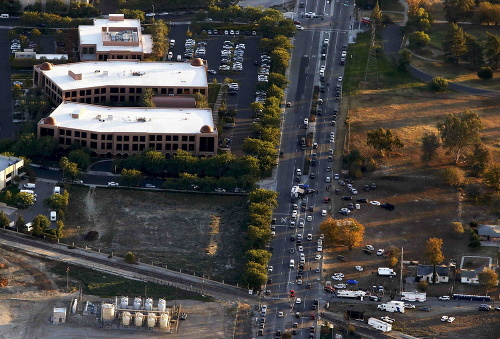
[468,143,490,176]
[248,189,278,207]
[478,66,494,80]
[463,34,484,68]
[31,214,50,236]
[45,191,70,211]
[125,252,136,264]
[421,132,441,162]
[117,9,145,21]
[437,111,482,163]
[484,163,500,190]
[120,168,142,186]
[16,192,35,209]
[55,220,64,239]
[320,218,365,250]
[138,88,155,107]
[141,150,166,176]
[442,23,466,65]
[246,249,272,266]
[429,76,449,91]
[425,237,444,284]
[397,49,412,72]
[370,2,383,27]
[409,31,430,49]
[478,268,499,291]
[0,211,10,228]
[443,0,475,23]
[270,47,291,75]
[242,261,267,290]
[442,166,465,186]
[193,92,208,108]
[16,214,25,231]
[268,72,289,89]
[366,128,404,156]
[465,183,483,202]
[60,157,81,180]
[484,32,500,70]
[469,229,481,247]
[388,247,400,268]
[451,221,465,238]
[68,149,91,170]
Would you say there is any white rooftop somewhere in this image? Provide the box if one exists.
[0,155,23,171]
[79,16,153,54]
[39,61,208,91]
[44,102,215,134]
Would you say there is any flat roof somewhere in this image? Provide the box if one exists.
[43,102,215,135]
[39,61,208,91]
[79,18,153,53]
[0,155,23,171]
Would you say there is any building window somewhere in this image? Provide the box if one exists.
[177,88,182,94]
[65,92,70,98]
[181,144,188,150]
[172,144,178,150]
[101,88,106,94]
[72,91,76,97]
[101,96,106,102]
[59,137,64,143]
[117,144,122,150]
[165,144,171,150]
[101,135,106,140]
[139,144,146,151]
[86,89,91,95]
[91,133,98,140]
[189,136,195,142]
[66,130,72,136]
[133,136,138,142]
[86,97,92,104]
[149,143,154,148]
[124,136,129,141]
[94,88,100,95]
[132,144,138,151]
[75,131,80,137]
[107,134,112,140]
[155,144,162,151]
[156,135,163,141]
[130,88,135,93]
[107,143,112,149]
[94,97,100,104]
[161,88,166,95]
[188,144,195,151]
[136,88,142,94]
[200,89,206,95]
[80,90,85,96]
[110,88,119,93]
[165,135,171,141]
[123,144,129,151]
[173,136,178,141]
[101,142,105,149]
[60,129,65,136]
[90,141,97,148]
[117,135,122,141]
[199,137,215,152]
[81,140,87,147]
[182,136,188,142]
[120,96,125,101]
[120,88,125,93]
[82,132,87,138]
[149,135,155,141]
[139,136,145,142]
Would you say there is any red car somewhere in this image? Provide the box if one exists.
[289,289,295,297]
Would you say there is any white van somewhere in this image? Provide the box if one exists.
[50,211,57,221]
[20,189,37,197]
[1,14,9,19]
[176,55,182,61]
[289,259,295,268]
[23,183,36,189]
[167,51,173,60]
[53,186,61,194]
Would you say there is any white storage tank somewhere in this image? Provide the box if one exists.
[159,313,169,330]
[120,297,129,309]
[145,298,153,311]
[133,297,142,310]
[122,311,131,326]
[158,298,166,312]
[102,303,115,321]
[147,313,156,328]
[135,312,144,327]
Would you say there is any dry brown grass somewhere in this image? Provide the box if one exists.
[347,88,500,170]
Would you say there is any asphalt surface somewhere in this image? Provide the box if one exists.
[261,0,355,337]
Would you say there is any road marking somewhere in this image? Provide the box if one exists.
[281,217,288,223]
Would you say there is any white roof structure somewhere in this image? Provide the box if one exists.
[79,15,153,54]
[39,61,208,91]
[0,155,23,171]
[45,102,214,134]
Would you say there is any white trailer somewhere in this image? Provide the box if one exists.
[401,292,426,302]
[368,318,392,332]
[337,290,366,299]
[291,186,305,198]
[377,267,396,277]
[378,301,405,313]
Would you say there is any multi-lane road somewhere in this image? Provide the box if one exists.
[261,0,354,337]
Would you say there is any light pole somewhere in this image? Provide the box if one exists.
[152,5,155,16]
[66,267,70,292]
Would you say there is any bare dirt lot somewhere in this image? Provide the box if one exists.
[64,187,248,284]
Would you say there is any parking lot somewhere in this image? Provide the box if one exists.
[168,24,263,155]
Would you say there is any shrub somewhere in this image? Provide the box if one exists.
[409,31,430,49]
[125,252,136,264]
[465,183,483,202]
[451,222,464,238]
[418,280,428,291]
[429,77,448,92]
[442,167,465,187]
[84,231,99,241]
[477,67,493,80]
[469,230,481,247]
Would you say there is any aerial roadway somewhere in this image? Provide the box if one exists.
[259,0,354,337]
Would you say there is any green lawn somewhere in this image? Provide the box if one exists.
[50,262,213,301]
[343,32,423,94]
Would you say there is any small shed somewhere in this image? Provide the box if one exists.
[52,307,67,324]
[478,225,500,243]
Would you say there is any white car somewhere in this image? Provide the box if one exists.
[441,315,449,322]
[300,253,305,259]
[338,76,343,82]
[297,279,303,285]
[296,298,302,304]
[322,210,327,216]
[339,208,350,215]
[377,249,385,256]
[366,245,375,251]
[370,201,381,205]
[333,273,344,278]
[298,246,304,252]
[299,220,305,228]
[447,317,455,323]
[351,189,358,195]
[107,182,119,186]
[307,234,313,240]
[292,210,298,217]
[278,311,284,318]
[334,284,347,289]
[296,25,305,30]
[315,254,322,260]
[268,266,273,272]
[439,296,451,301]
[307,215,313,222]
[404,304,415,309]
[381,316,395,323]
[317,245,323,251]
[297,234,303,240]
[261,305,268,312]
[330,137,335,143]
[331,275,343,281]
[320,234,324,239]
[290,220,296,227]
[355,266,363,271]
[334,173,340,180]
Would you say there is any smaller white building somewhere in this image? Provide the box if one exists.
[0,155,24,190]
[52,307,67,324]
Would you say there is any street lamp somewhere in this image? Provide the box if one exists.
[152,5,155,16]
